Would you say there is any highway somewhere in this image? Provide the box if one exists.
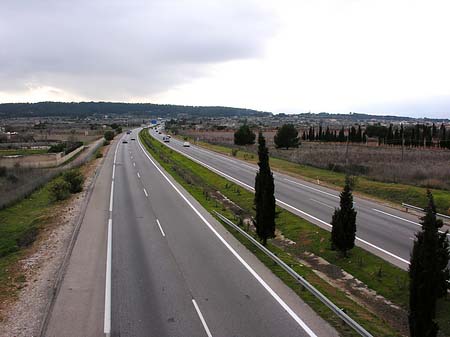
[45,131,337,337]
[150,128,444,270]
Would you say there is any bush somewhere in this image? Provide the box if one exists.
[104,130,115,141]
[48,143,66,153]
[62,169,84,193]
[49,178,71,201]
[6,174,18,184]
[103,140,110,146]
[95,150,103,159]
[0,166,7,177]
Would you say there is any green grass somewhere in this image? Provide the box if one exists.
[141,129,409,336]
[0,182,53,301]
[186,140,450,216]
[0,148,48,156]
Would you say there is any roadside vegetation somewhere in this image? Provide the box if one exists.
[0,141,109,311]
[141,129,450,336]
[177,136,450,216]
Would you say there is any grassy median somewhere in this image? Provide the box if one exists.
[142,129,429,336]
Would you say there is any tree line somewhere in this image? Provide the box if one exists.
[252,132,449,335]
[301,123,450,149]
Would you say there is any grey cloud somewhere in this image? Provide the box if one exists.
[0,0,276,99]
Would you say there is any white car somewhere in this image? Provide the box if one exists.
[183,141,190,147]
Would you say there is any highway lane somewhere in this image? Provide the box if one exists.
[150,128,437,269]
[108,130,337,337]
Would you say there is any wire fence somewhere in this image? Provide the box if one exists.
[0,138,104,209]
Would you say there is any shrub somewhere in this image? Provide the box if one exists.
[62,169,84,193]
[6,174,19,184]
[104,130,115,141]
[48,143,66,153]
[103,140,110,146]
[49,178,71,201]
[0,166,7,177]
[95,150,103,159]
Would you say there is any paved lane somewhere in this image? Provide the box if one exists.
[107,130,337,337]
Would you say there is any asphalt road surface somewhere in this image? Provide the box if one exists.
[45,131,337,337]
[151,128,449,270]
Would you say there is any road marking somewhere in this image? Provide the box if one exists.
[138,137,318,337]
[137,172,141,179]
[285,178,339,199]
[105,136,121,336]
[372,208,450,236]
[372,208,420,226]
[156,219,165,237]
[310,198,335,209]
[151,134,411,267]
[104,219,112,335]
[133,162,136,167]
[192,299,213,337]
[143,188,148,197]
[109,181,114,212]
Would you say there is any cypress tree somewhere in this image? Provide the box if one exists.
[409,191,450,337]
[254,132,276,246]
[234,124,256,145]
[330,176,357,257]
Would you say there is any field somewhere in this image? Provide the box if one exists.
[179,130,450,215]
[0,149,48,156]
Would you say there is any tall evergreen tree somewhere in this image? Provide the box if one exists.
[274,124,300,149]
[234,124,256,145]
[409,191,450,337]
[254,132,276,245]
[330,176,357,257]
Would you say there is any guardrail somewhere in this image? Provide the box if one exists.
[213,210,374,337]
[402,203,450,221]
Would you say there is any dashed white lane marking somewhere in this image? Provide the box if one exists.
[133,162,136,167]
[192,299,213,337]
[137,172,141,179]
[143,188,148,197]
[138,136,318,337]
[310,198,335,209]
[156,219,166,237]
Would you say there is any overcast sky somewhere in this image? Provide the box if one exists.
[0,0,449,118]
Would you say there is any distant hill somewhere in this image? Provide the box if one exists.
[0,102,271,118]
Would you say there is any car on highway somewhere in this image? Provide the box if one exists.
[131,138,136,141]
[126,130,131,134]
[163,136,170,142]
[183,141,190,147]
[122,140,128,144]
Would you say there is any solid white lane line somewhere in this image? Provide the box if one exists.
[112,165,115,180]
[310,198,335,209]
[104,219,112,335]
[153,135,411,266]
[277,199,411,265]
[143,188,148,197]
[372,208,420,226]
[109,181,114,212]
[285,178,339,199]
[138,137,317,337]
[192,299,213,337]
[156,219,165,237]
[137,172,141,179]
[373,208,450,236]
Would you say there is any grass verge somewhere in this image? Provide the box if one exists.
[142,129,431,336]
[183,139,450,216]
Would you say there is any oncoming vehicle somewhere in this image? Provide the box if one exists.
[163,136,170,142]
[183,141,190,147]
